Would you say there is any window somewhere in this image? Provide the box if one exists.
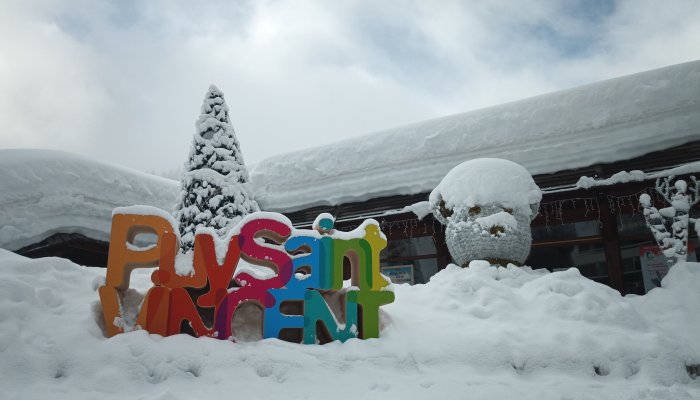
[526,242,608,284]
[532,220,600,241]
[528,219,606,283]
[380,236,439,284]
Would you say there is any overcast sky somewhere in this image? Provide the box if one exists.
[1,0,699,176]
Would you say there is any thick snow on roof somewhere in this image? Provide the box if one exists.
[2,249,700,399]
[0,149,179,251]
[251,60,700,212]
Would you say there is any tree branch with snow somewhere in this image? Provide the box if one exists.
[174,85,260,253]
[639,175,699,267]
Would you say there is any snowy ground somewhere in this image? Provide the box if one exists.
[1,249,699,400]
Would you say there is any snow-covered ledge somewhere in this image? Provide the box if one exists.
[576,161,700,190]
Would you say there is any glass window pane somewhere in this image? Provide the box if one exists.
[380,258,438,285]
[619,239,651,295]
[380,235,439,285]
[532,220,600,241]
[525,242,608,284]
[415,258,438,284]
[382,236,437,258]
[617,213,650,236]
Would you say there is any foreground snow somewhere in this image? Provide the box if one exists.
[1,250,699,399]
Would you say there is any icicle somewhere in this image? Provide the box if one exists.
[607,196,616,215]
[584,198,591,217]
[557,200,564,224]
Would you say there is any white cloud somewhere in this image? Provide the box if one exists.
[0,1,110,154]
[0,0,698,175]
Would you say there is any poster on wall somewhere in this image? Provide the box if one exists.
[639,242,695,293]
[381,265,414,285]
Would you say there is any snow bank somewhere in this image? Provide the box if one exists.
[251,61,700,212]
[1,248,698,399]
[0,149,179,251]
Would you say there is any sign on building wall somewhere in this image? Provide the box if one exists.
[381,265,414,285]
[639,242,695,293]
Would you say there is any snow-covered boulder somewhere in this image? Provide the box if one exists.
[429,158,542,266]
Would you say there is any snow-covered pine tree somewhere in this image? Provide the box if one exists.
[639,175,699,267]
[174,85,260,253]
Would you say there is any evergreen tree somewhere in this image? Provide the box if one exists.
[174,85,260,253]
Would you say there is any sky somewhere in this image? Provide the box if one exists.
[0,0,699,177]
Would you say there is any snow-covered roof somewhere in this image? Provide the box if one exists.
[250,60,700,212]
[0,149,179,251]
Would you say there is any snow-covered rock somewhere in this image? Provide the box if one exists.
[1,248,699,399]
[0,149,179,251]
[429,158,542,266]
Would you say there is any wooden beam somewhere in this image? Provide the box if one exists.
[531,236,602,247]
[432,225,452,270]
[381,254,439,263]
[597,192,625,294]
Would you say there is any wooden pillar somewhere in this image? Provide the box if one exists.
[597,192,625,294]
[432,221,452,270]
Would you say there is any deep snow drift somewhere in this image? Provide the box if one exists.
[1,249,698,399]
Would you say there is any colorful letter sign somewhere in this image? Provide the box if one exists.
[98,207,394,343]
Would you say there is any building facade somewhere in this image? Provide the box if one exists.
[9,61,700,296]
